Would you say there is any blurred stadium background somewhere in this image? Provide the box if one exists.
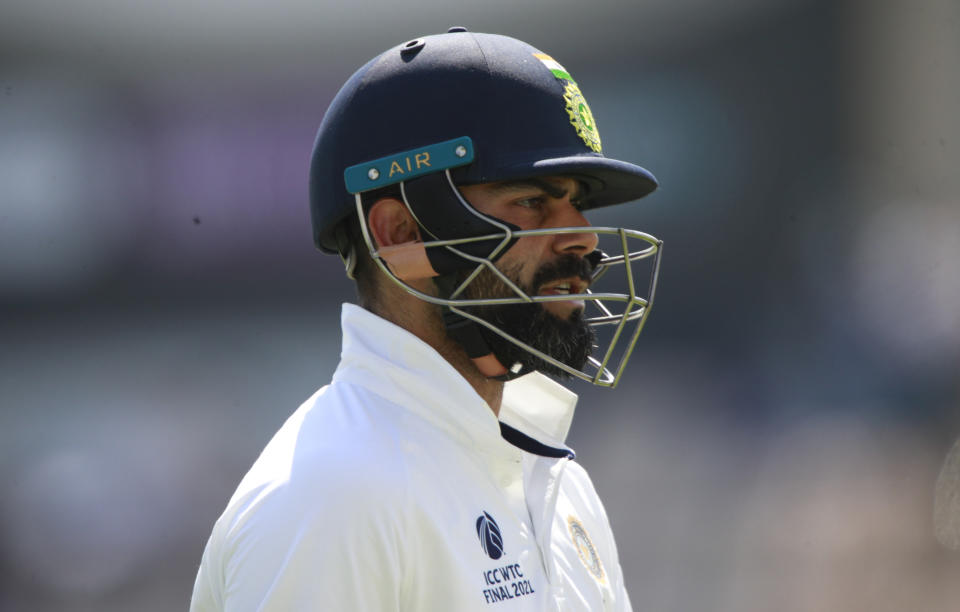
[1,0,959,610]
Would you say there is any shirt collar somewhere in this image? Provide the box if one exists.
[333,303,579,456]
[500,372,578,448]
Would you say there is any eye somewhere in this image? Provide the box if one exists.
[514,196,545,209]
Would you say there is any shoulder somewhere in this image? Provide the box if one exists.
[561,459,611,519]
[198,382,419,608]
[227,381,413,536]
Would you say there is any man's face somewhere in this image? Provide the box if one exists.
[457,176,600,377]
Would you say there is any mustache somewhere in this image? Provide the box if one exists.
[530,252,598,293]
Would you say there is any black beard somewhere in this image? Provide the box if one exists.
[460,254,597,379]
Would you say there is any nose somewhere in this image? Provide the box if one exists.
[551,202,599,255]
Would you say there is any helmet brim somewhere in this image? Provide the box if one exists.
[472,154,658,211]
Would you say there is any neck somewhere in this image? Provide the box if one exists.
[369,285,505,416]
[434,335,505,416]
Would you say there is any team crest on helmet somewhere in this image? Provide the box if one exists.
[533,52,603,153]
[563,82,602,153]
[568,516,605,581]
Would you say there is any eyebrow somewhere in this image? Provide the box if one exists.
[484,178,585,202]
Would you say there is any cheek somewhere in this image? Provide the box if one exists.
[498,239,550,286]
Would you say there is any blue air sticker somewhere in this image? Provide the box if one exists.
[343,136,474,193]
[476,511,536,604]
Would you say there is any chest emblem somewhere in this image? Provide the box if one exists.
[567,516,605,581]
[476,511,505,560]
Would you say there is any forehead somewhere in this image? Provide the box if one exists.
[466,175,583,199]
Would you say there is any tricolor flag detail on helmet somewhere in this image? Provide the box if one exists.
[533,53,573,81]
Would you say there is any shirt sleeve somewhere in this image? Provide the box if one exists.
[562,461,634,612]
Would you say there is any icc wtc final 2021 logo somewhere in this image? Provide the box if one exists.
[476,511,537,604]
[476,511,504,560]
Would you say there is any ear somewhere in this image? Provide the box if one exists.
[366,198,436,281]
[367,198,421,248]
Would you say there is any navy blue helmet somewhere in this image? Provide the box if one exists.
[310,28,657,254]
[308,29,663,388]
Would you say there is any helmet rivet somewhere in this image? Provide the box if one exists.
[400,39,425,57]
[455,145,467,158]
[367,167,380,180]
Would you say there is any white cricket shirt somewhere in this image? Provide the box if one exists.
[190,304,632,611]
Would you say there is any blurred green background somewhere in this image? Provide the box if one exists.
[2,1,958,610]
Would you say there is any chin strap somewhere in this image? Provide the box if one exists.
[394,172,529,382]
[433,274,528,381]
